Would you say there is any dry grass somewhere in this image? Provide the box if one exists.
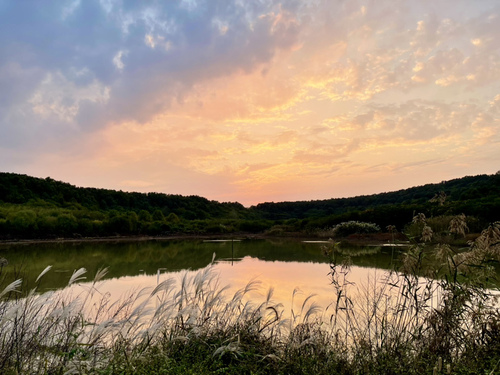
[0,218,498,374]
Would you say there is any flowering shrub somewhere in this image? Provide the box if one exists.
[331,221,381,237]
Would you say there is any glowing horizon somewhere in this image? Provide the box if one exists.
[1,1,498,206]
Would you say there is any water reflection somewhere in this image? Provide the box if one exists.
[60,255,396,325]
[0,239,399,292]
[1,239,451,332]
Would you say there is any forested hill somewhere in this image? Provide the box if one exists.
[0,171,499,239]
[0,172,249,220]
[251,173,500,222]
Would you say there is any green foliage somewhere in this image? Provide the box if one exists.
[320,216,500,374]
[252,173,500,222]
[166,212,180,223]
[204,222,236,234]
[1,172,499,239]
[138,209,152,222]
[152,209,165,222]
[8,209,38,234]
[0,172,249,222]
[238,220,273,233]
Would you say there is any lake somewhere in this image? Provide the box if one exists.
[1,238,497,375]
[0,238,405,318]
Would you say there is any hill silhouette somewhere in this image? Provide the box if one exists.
[0,172,499,239]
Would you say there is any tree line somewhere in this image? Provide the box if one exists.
[0,172,499,239]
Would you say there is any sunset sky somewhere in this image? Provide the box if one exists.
[1,0,499,206]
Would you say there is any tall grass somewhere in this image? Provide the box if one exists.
[0,218,499,374]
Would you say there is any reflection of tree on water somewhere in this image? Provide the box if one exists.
[0,257,7,272]
[163,244,179,259]
[0,239,397,291]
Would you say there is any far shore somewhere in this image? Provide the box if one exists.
[0,233,266,247]
[0,231,425,247]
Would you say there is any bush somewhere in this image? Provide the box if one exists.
[8,209,38,236]
[56,213,78,236]
[331,221,380,237]
[238,220,273,233]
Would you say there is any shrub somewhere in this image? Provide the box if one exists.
[331,221,381,237]
[238,220,273,233]
[8,209,38,235]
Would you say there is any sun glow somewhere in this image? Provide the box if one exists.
[1,1,499,205]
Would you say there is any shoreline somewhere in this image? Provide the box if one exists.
[0,233,265,246]
[0,232,416,247]
[1,229,477,248]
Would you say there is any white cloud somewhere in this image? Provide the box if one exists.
[145,34,155,48]
[29,71,110,123]
[112,50,127,71]
[144,34,172,50]
[1,0,499,204]
[61,0,81,19]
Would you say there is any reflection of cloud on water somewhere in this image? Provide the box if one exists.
[212,257,334,313]
[62,257,399,323]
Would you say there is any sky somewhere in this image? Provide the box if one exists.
[0,0,499,206]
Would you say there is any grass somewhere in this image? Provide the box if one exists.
[0,217,499,374]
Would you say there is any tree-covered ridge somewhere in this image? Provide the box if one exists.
[0,173,248,220]
[251,173,500,220]
[0,171,499,239]
[0,172,258,239]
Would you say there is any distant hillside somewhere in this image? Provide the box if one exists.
[0,172,249,220]
[0,171,499,239]
[251,173,500,221]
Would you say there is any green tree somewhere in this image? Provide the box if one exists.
[56,213,78,236]
[166,212,180,223]
[8,210,37,235]
[138,210,152,222]
[152,209,165,222]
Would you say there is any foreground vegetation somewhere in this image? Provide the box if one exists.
[0,216,499,374]
[0,172,499,240]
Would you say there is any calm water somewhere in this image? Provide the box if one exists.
[0,238,401,312]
